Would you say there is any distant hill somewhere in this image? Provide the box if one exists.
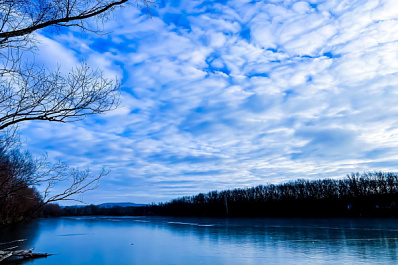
[97,202,146,208]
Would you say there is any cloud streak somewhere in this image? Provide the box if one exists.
[20,0,398,204]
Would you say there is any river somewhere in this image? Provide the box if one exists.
[1,217,398,264]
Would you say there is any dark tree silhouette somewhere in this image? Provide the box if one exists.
[57,172,398,219]
[0,0,152,226]
[0,143,108,225]
[133,172,398,218]
[0,63,120,130]
[0,0,146,42]
[0,0,152,130]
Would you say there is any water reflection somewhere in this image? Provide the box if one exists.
[0,221,40,250]
[1,217,398,264]
[153,217,398,264]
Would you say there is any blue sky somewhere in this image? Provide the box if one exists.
[20,0,398,204]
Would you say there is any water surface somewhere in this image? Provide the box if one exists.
[1,217,398,264]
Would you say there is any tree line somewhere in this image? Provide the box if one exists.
[62,172,398,218]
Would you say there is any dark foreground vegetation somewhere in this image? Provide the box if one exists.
[63,172,398,218]
[0,145,64,226]
[0,0,151,228]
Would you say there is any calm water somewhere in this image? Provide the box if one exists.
[1,217,398,264]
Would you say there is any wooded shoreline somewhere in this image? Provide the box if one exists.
[2,171,398,263]
[62,172,398,218]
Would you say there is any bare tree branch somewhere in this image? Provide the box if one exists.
[0,0,153,131]
[0,0,154,227]
[0,142,108,226]
[0,63,121,130]
[0,0,129,41]
[0,0,153,46]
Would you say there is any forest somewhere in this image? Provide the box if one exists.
[6,168,398,222]
[63,171,398,218]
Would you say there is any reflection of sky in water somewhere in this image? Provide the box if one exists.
[1,217,398,264]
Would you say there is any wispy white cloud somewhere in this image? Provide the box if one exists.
[19,0,398,204]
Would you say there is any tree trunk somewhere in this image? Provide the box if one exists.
[0,240,52,263]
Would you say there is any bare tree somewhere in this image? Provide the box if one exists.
[0,63,120,130]
[0,0,152,129]
[0,141,109,226]
[0,0,152,225]
[0,0,152,57]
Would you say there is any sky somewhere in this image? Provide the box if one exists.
[19,0,398,204]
